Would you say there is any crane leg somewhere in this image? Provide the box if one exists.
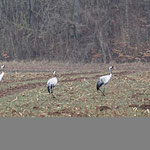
[103,86,105,96]
[99,89,105,96]
[51,89,56,98]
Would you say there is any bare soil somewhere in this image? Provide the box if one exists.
[0,70,132,98]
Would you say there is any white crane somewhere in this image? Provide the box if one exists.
[47,71,58,97]
[96,66,114,96]
[0,64,5,82]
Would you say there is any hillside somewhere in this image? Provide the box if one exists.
[0,0,150,63]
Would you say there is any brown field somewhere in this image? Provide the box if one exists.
[0,61,150,117]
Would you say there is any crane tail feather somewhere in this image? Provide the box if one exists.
[96,80,103,91]
[47,86,50,93]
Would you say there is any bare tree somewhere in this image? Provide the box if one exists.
[0,0,150,63]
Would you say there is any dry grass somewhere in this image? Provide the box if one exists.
[0,61,150,117]
[1,60,150,72]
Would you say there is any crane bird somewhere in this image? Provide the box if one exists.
[96,66,114,96]
[0,64,5,82]
[47,71,58,97]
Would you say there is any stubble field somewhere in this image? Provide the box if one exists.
[0,61,150,117]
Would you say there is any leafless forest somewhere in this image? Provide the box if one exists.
[0,0,150,63]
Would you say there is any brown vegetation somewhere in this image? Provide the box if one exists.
[1,0,150,63]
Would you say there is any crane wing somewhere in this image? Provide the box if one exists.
[100,74,111,84]
[0,72,4,81]
[47,77,58,86]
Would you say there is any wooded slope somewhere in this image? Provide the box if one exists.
[0,0,150,63]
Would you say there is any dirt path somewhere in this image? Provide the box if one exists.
[0,82,45,98]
